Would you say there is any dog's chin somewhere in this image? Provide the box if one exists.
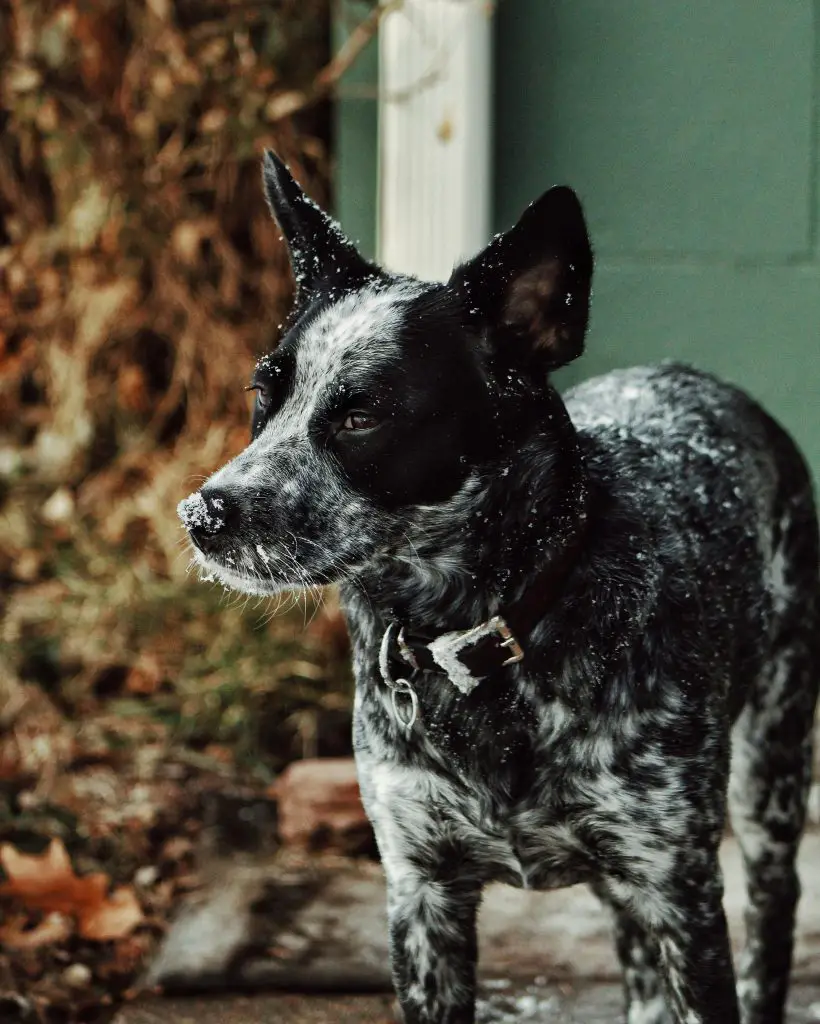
[190,549,308,597]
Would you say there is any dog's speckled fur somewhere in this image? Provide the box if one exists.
[178,152,819,1024]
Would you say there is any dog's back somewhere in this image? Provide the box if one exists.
[567,361,818,715]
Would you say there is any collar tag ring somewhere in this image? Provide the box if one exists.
[390,679,419,734]
[379,622,420,735]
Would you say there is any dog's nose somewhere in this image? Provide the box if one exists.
[177,488,237,549]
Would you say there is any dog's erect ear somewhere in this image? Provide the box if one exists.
[450,186,593,368]
[262,150,373,296]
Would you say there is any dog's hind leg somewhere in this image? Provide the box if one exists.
[729,655,816,1024]
[729,489,820,1024]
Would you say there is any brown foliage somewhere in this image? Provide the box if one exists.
[0,0,354,713]
[0,0,372,1016]
[0,838,143,941]
[0,0,333,575]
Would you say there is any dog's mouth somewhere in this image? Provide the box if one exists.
[177,490,311,595]
[188,542,324,596]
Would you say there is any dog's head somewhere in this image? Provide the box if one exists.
[178,151,593,595]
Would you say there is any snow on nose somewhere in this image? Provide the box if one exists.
[177,490,227,535]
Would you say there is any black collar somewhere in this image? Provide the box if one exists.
[385,521,588,695]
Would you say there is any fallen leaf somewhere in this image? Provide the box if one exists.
[81,885,144,941]
[117,364,151,414]
[0,838,144,940]
[0,911,73,949]
[125,660,161,695]
[160,836,192,862]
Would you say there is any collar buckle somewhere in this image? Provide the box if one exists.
[491,615,525,666]
[427,614,525,695]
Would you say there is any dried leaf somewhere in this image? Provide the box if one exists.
[0,838,144,940]
[125,660,161,695]
[74,9,126,98]
[5,62,42,93]
[0,911,73,950]
[81,885,144,941]
[117,364,151,414]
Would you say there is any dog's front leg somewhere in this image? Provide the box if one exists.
[384,859,481,1024]
[604,854,740,1024]
[655,905,739,1024]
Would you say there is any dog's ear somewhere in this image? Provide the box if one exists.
[450,186,593,368]
[262,150,373,296]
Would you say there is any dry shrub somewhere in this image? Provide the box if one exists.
[0,0,356,779]
[1,0,334,569]
[0,7,375,1011]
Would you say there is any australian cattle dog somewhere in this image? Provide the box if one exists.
[178,151,820,1024]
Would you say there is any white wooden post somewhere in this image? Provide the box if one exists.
[377,0,493,281]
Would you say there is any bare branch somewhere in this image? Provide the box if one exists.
[265,0,404,123]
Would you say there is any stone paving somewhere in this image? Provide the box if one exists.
[122,833,820,1023]
[120,983,820,1024]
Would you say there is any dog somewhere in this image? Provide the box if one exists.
[178,150,820,1024]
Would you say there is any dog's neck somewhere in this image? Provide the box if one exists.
[347,392,589,635]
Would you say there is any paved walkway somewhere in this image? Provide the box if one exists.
[123,833,820,1022]
[121,982,820,1024]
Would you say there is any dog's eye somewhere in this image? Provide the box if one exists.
[246,383,272,410]
[341,410,380,432]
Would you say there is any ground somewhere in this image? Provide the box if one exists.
[117,833,820,1023]
[121,983,820,1024]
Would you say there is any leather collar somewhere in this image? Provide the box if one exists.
[385,520,588,695]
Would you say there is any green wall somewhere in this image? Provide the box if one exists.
[335,1,820,479]
[334,0,379,261]
[495,1,820,479]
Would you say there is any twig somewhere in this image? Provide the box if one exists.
[265,0,404,122]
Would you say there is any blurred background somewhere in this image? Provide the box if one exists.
[1,1,818,1020]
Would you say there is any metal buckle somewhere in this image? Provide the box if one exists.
[489,615,525,666]
[427,614,525,694]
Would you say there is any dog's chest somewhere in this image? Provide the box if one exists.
[470,802,599,890]
[358,694,649,891]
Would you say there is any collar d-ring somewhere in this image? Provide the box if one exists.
[378,622,420,734]
[390,679,419,733]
